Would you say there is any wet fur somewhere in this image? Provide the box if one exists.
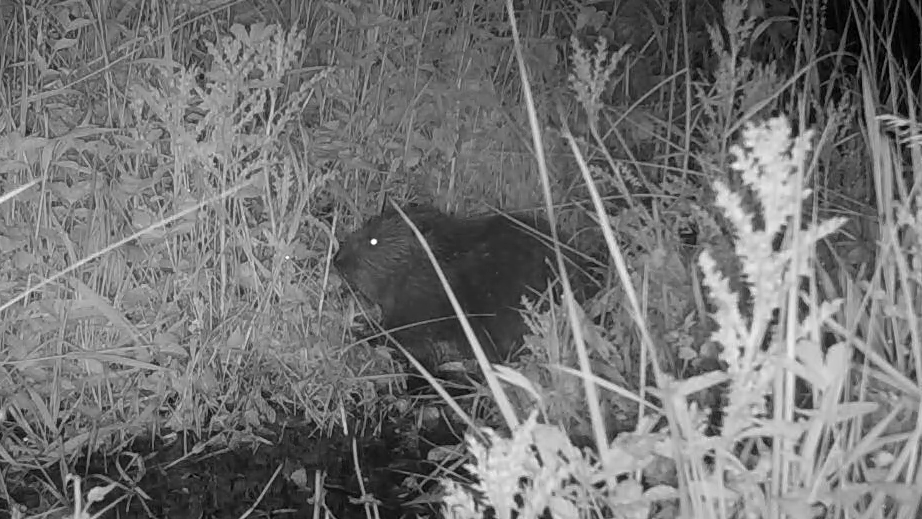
[334,205,580,371]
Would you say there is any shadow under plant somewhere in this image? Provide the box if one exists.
[3,402,467,519]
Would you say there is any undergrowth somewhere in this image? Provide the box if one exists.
[0,0,919,518]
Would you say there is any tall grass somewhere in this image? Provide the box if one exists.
[440,0,922,518]
[0,0,919,518]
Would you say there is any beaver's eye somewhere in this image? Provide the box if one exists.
[369,238,378,246]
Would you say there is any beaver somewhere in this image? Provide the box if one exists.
[333,204,588,373]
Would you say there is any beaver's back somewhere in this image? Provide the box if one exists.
[334,205,586,370]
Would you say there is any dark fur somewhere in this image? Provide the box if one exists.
[334,205,585,372]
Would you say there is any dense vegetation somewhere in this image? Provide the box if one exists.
[1,0,920,518]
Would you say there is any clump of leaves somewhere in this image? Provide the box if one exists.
[441,411,671,519]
